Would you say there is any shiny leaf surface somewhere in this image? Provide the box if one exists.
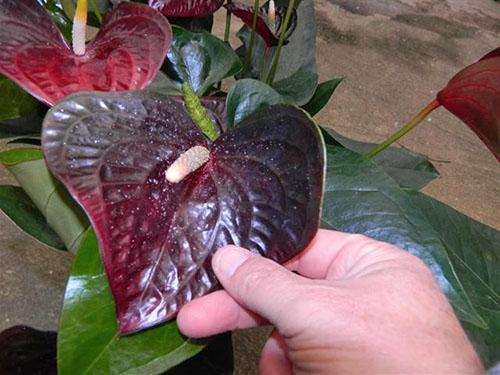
[43,91,325,334]
[323,127,440,190]
[0,1,172,106]
[0,148,88,253]
[225,1,297,48]
[302,79,343,116]
[0,185,65,249]
[226,78,287,127]
[164,26,242,96]
[58,229,204,375]
[150,0,224,17]
[0,326,57,375]
[272,66,318,106]
[437,47,500,161]
[322,145,500,366]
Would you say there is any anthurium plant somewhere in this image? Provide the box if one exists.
[0,0,498,373]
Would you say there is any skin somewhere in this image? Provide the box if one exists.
[178,229,484,374]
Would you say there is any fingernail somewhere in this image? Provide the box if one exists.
[214,247,251,279]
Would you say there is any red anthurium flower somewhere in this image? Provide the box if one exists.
[0,0,172,106]
[42,91,325,334]
[437,47,500,161]
[149,0,225,17]
[225,1,297,48]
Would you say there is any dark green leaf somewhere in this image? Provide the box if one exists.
[0,185,65,250]
[323,128,440,190]
[302,79,343,116]
[272,67,318,106]
[39,0,73,42]
[321,145,500,366]
[237,0,316,81]
[7,137,41,146]
[164,26,242,96]
[0,75,38,122]
[168,15,214,32]
[0,148,88,253]
[226,79,287,127]
[146,70,182,96]
[58,230,204,375]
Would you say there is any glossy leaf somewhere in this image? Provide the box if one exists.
[237,0,316,82]
[42,91,325,334]
[226,78,287,127]
[164,26,242,96]
[272,67,318,106]
[323,127,440,190]
[225,1,298,48]
[150,0,224,17]
[58,229,204,375]
[0,1,172,106]
[302,79,343,116]
[321,145,500,366]
[37,0,73,42]
[0,75,38,122]
[0,185,65,249]
[437,47,500,161]
[0,326,57,375]
[0,148,88,253]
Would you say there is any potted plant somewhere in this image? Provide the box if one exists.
[0,0,498,373]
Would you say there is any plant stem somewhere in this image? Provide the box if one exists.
[181,83,219,142]
[265,0,296,85]
[89,0,102,24]
[365,99,441,159]
[224,0,233,43]
[243,0,261,77]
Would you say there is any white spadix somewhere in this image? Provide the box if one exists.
[165,146,211,183]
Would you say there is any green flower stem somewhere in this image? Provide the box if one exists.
[265,0,297,85]
[243,0,261,77]
[181,83,219,142]
[365,99,441,159]
[224,0,233,43]
[89,0,102,24]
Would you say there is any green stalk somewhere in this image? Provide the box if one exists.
[224,0,233,43]
[89,0,102,24]
[182,83,219,142]
[243,0,261,77]
[265,0,297,85]
[365,100,441,159]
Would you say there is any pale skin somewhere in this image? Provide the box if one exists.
[178,229,484,374]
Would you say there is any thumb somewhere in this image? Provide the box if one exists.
[212,245,309,334]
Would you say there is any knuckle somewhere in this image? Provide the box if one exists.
[233,257,277,295]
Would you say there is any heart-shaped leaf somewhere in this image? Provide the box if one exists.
[164,26,242,96]
[225,1,298,48]
[302,79,343,116]
[0,326,57,375]
[42,91,325,334]
[150,0,225,17]
[58,229,204,375]
[226,79,288,127]
[437,47,500,161]
[0,1,172,106]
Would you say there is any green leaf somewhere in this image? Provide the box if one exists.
[272,67,318,106]
[164,26,242,96]
[302,79,343,116]
[226,79,287,127]
[407,191,500,366]
[0,75,38,122]
[0,148,88,253]
[323,128,440,190]
[321,145,500,366]
[237,0,317,81]
[146,71,182,96]
[0,185,65,249]
[58,230,204,375]
[38,0,73,41]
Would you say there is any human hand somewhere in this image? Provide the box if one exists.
[177,230,483,374]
